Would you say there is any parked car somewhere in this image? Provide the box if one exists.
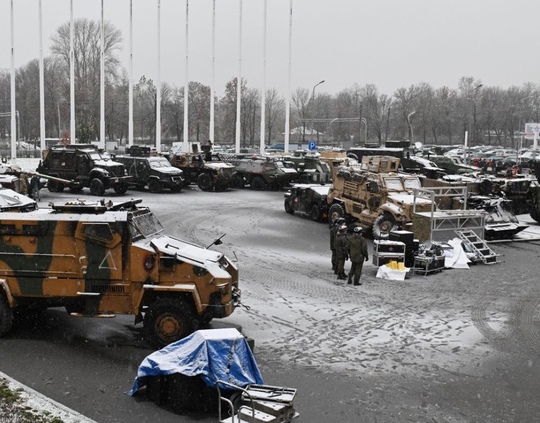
[284,184,331,222]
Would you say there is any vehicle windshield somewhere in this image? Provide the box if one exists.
[403,177,422,190]
[384,177,405,191]
[89,152,111,161]
[129,209,164,240]
[148,158,172,169]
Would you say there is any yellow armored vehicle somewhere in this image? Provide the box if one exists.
[0,198,241,347]
[327,155,435,238]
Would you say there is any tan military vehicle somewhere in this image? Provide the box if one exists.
[327,155,435,238]
[0,198,241,347]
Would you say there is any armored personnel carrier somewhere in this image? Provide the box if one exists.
[327,155,435,238]
[0,198,241,347]
[36,144,131,196]
[115,145,184,193]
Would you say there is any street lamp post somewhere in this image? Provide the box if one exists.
[468,84,483,164]
[361,117,367,145]
[311,80,324,144]
[407,111,416,144]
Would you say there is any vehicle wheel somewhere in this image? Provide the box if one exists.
[148,179,163,193]
[328,203,346,227]
[372,212,398,239]
[310,204,321,222]
[114,184,129,195]
[89,178,105,196]
[230,174,245,189]
[197,173,213,191]
[47,180,64,193]
[531,210,540,223]
[0,293,14,337]
[250,176,267,191]
[284,198,294,214]
[144,298,199,347]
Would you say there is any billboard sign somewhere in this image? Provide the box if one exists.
[524,122,540,140]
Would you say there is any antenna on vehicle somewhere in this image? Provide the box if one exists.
[207,233,226,249]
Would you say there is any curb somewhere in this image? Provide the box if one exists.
[0,371,98,423]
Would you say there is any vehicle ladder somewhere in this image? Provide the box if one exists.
[455,230,501,264]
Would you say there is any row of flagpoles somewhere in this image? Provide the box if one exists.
[7,0,296,160]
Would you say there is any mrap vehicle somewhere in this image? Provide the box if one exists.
[0,198,241,347]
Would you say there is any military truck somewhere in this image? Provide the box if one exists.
[115,145,184,193]
[36,144,131,196]
[168,146,236,192]
[225,155,298,190]
[327,155,435,238]
[0,198,241,347]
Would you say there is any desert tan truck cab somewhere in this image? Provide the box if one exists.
[0,198,241,347]
[327,155,435,237]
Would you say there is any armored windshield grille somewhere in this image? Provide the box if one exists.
[109,165,124,176]
[131,211,164,238]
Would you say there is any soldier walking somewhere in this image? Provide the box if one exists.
[330,217,345,274]
[347,226,369,285]
[335,225,349,280]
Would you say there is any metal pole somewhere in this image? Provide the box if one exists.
[209,0,215,144]
[183,0,189,153]
[156,0,162,153]
[311,80,324,143]
[284,0,293,154]
[235,0,242,153]
[39,0,46,151]
[100,0,105,149]
[70,0,75,143]
[10,0,16,160]
[259,0,267,154]
[128,0,133,146]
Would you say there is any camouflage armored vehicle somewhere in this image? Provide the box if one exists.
[225,155,298,190]
[115,145,184,193]
[168,146,236,192]
[36,144,131,196]
[278,152,332,184]
[0,198,241,347]
[327,155,435,238]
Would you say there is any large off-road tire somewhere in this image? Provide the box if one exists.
[47,180,64,193]
[0,293,14,337]
[144,298,199,347]
[250,176,267,191]
[89,178,105,196]
[328,203,346,227]
[230,173,245,189]
[531,209,540,223]
[284,198,294,214]
[310,204,321,222]
[372,212,399,239]
[197,173,213,192]
[114,184,129,195]
[148,179,163,193]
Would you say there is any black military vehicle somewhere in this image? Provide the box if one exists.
[115,146,184,193]
[36,144,131,196]
[284,183,331,222]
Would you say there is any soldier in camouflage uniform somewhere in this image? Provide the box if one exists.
[330,217,345,274]
[347,226,369,285]
[335,225,349,280]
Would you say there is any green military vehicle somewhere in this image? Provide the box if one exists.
[36,144,132,196]
[115,145,185,193]
[0,198,241,347]
[225,155,298,190]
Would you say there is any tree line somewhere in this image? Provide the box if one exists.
[0,18,538,150]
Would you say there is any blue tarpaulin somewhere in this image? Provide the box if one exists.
[129,328,263,395]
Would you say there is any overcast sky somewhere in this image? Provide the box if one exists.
[0,0,539,97]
